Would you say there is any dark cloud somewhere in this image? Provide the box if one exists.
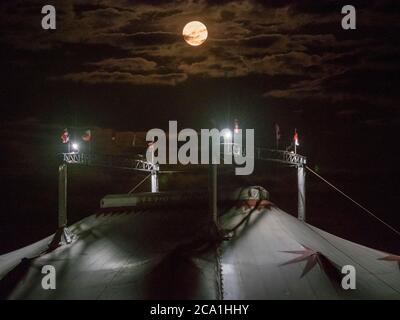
[56,71,188,86]
[88,57,157,72]
[240,34,282,48]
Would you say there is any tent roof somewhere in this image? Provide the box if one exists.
[1,199,399,299]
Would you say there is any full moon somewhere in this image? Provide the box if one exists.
[182,21,208,46]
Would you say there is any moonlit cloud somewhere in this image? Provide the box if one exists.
[56,71,188,86]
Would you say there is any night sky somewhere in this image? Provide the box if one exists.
[0,1,399,251]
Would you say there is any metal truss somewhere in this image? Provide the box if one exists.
[255,148,306,166]
[62,148,305,172]
[61,153,158,172]
[222,145,306,166]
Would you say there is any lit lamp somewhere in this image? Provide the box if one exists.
[223,129,232,140]
[234,119,240,134]
[71,142,79,153]
[233,119,241,156]
[222,129,233,156]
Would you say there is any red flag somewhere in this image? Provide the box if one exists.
[294,131,299,146]
[61,129,69,144]
[82,129,91,142]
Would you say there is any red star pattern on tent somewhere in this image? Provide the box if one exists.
[280,245,341,284]
[378,255,400,269]
[280,245,321,278]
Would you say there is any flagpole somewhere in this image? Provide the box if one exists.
[92,131,94,155]
[276,133,279,150]
[294,128,297,154]
[275,123,280,150]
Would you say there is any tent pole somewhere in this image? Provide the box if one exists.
[297,164,306,221]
